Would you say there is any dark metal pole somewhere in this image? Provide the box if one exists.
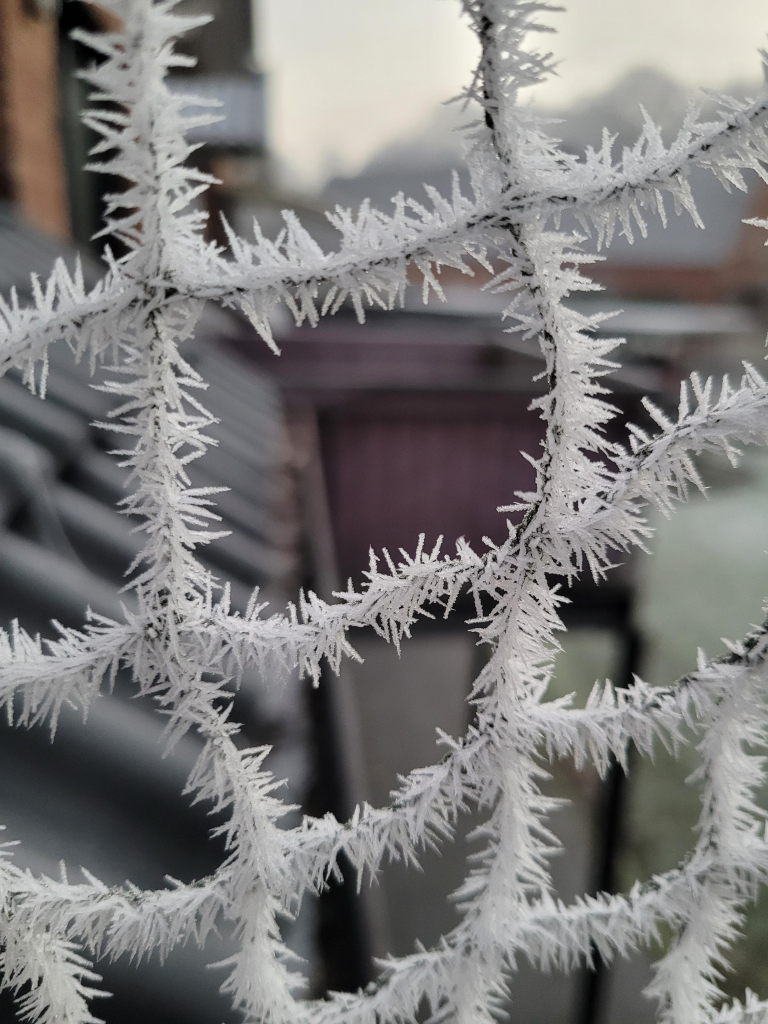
[292,406,375,994]
[575,626,642,1024]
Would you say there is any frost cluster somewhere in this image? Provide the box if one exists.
[2,2,768,1022]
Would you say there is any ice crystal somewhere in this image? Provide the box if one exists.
[1,1,768,1021]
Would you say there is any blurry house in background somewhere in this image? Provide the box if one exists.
[308,67,768,777]
[259,67,768,1023]
[325,67,768,311]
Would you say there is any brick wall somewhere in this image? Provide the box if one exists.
[0,0,70,238]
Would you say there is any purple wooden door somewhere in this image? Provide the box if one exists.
[320,393,541,579]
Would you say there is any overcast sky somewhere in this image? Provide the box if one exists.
[258,0,768,187]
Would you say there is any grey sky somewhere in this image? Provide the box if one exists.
[259,0,768,186]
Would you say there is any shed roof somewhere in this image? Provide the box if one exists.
[0,207,305,1024]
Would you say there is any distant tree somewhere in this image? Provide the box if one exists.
[1,2,768,1022]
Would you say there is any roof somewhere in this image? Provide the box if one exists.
[396,286,761,336]
[0,206,307,1023]
[0,204,101,294]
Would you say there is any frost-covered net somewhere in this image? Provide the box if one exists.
[2,2,768,1022]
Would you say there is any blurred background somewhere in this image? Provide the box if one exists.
[0,1,767,1022]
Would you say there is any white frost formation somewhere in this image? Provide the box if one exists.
[1,2,768,1022]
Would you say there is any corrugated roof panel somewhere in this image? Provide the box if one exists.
[321,400,541,579]
[0,217,307,1022]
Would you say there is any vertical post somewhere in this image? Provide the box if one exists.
[288,406,383,992]
[575,623,643,1024]
[249,0,261,73]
